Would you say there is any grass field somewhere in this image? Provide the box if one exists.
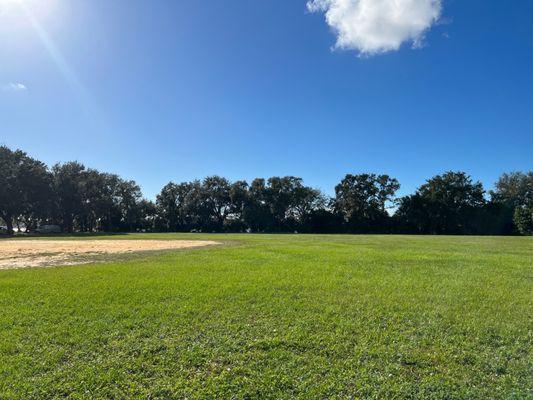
[0,234,531,399]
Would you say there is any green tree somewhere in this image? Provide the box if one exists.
[333,173,400,232]
[241,176,326,232]
[226,180,249,231]
[0,146,52,234]
[199,176,233,230]
[513,206,533,235]
[243,178,273,232]
[396,171,485,234]
[138,199,157,231]
[52,162,86,232]
[156,182,196,231]
[491,172,533,207]
[490,172,533,234]
[266,177,307,230]
[116,179,144,231]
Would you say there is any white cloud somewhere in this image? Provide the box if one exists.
[3,82,27,92]
[307,0,442,56]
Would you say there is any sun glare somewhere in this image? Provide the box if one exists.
[0,0,25,11]
[0,0,57,20]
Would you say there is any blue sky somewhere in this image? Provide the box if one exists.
[1,0,532,199]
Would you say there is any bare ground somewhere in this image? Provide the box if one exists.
[0,239,219,270]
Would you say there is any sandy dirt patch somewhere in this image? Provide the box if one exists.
[0,239,219,270]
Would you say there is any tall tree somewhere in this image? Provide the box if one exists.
[0,146,51,234]
[137,199,157,231]
[243,178,273,232]
[226,180,249,231]
[333,173,400,232]
[491,172,533,207]
[116,179,144,231]
[291,185,327,222]
[514,206,533,235]
[16,153,54,230]
[199,176,233,229]
[396,171,485,234]
[156,182,195,231]
[52,162,86,232]
[490,172,533,234]
[266,177,306,230]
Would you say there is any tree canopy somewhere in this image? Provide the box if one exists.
[396,172,486,234]
[0,145,531,235]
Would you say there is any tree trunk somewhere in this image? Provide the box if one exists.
[5,215,14,235]
[65,215,74,233]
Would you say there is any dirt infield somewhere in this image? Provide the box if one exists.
[0,239,219,270]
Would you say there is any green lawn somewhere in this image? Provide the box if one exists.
[0,234,531,399]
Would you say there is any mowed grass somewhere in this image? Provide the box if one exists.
[0,234,531,399]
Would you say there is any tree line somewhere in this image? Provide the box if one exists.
[1,145,532,235]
